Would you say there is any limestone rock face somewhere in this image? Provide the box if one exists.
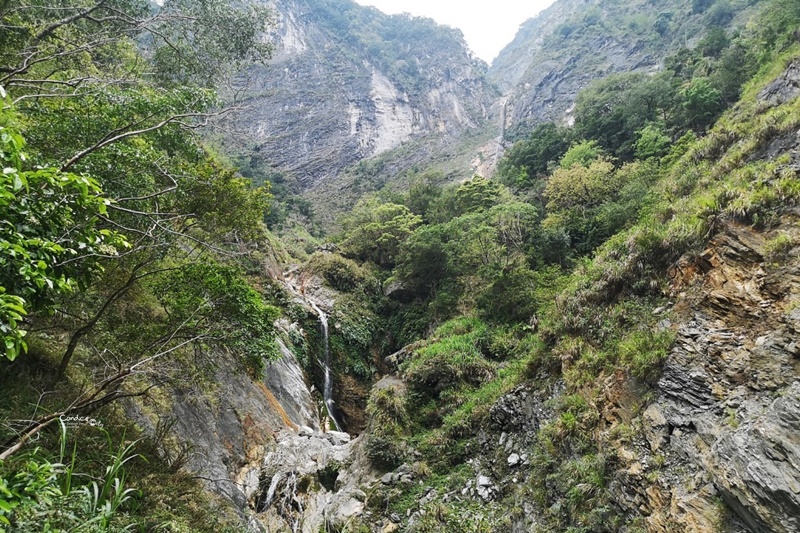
[126,339,319,519]
[228,0,497,190]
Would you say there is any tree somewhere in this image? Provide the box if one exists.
[0,0,271,93]
[0,116,126,361]
[394,201,540,320]
[574,72,679,159]
[395,224,450,298]
[634,122,671,160]
[498,122,571,188]
[545,159,617,213]
[710,41,756,105]
[454,175,506,215]
[574,73,650,159]
[152,263,280,369]
[699,27,730,58]
[680,78,723,131]
[706,1,734,26]
[559,140,606,169]
[405,170,445,221]
[340,200,422,267]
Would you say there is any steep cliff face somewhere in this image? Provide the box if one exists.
[489,0,764,137]
[126,338,319,518]
[230,0,497,189]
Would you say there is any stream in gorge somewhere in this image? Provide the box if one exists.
[247,275,371,532]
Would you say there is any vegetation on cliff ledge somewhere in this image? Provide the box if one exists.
[1,0,799,531]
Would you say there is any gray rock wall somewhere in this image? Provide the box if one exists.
[127,340,318,522]
[228,0,497,190]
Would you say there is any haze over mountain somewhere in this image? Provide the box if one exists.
[353,0,555,62]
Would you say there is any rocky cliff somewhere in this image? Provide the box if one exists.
[228,0,498,190]
[125,337,318,520]
[490,0,764,137]
[222,0,768,225]
[289,53,800,533]
[615,217,800,532]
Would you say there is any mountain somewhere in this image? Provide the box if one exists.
[490,0,766,138]
[226,0,498,191]
[224,0,766,229]
[3,0,800,531]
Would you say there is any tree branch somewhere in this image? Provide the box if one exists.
[60,107,240,171]
[34,0,109,43]
[54,259,153,381]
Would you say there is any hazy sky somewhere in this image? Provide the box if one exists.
[354,0,556,63]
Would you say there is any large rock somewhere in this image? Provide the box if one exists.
[255,429,364,532]
[711,383,800,533]
[613,219,800,532]
[489,383,560,433]
[125,339,318,516]
[758,59,800,107]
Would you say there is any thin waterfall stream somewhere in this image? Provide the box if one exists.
[309,302,344,432]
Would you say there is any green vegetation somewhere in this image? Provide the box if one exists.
[2,0,800,530]
[0,123,126,361]
[305,0,479,97]
[0,429,139,532]
[329,1,800,530]
[0,0,282,529]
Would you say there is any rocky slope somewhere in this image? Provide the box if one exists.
[125,336,319,521]
[616,218,800,532]
[301,54,800,533]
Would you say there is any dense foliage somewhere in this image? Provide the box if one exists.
[322,0,800,530]
[306,0,482,96]
[0,0,280,529]
[2,0,799,530]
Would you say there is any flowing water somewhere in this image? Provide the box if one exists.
[309,302,344,432]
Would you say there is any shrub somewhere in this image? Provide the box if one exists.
[365,435,406,471]
[618,328,675,382]
[306,252,370,292]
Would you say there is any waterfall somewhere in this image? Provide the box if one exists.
[309,302,344,432]
[263,472,283,508]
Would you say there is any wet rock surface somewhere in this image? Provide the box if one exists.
[255,428,368,532]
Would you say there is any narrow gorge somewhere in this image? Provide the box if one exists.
[1,0,799,532]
